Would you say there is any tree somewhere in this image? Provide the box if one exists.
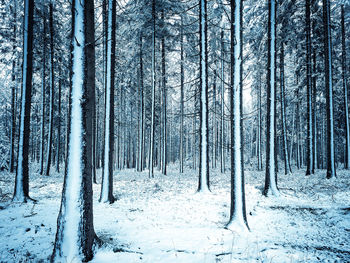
[45,0,55,177]
[9,1,17,173]
[149,0,156,178]
[280,41,291,175]
[13,0,35,202]
[341,5,350,169]
[227,0,249,231]
[198,0,210,192]
[305,0,314,176]
[263,0,279,197]
[323,0,336,179]
[100,0,116,204]
[51,0,99,260]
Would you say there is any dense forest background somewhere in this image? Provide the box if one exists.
[0,0,349,262]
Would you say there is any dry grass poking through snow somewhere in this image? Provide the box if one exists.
[0,163,349,262]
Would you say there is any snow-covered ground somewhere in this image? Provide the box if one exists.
[0,163,349,262]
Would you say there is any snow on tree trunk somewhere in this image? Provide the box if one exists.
[323,0,336,179]
[264,0,279,197]
[100,0,115,203]
[51,0,98,261]
[305,0,313,176]
[227,0,249,231]
[341,5,350,170]
[13,0,34,202]
[198,0,210,192]
[257,76,262,171]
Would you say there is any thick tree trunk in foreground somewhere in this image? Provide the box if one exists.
[51,0,98,261]
[227,0,249,231]
[13,0,34,202]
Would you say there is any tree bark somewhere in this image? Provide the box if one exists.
[264,0,279,197]
[13,0,35,202]
[198,0,210,192]
[100,0,116,203]
[323,0,336,178]
[51,0,98,260]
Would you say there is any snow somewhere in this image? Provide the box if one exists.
[1,163,350,262]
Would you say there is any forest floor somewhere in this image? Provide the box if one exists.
[0,163,349,262]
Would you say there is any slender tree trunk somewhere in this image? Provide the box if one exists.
[161,10,167,175]
[312,37,317,171]
[9,2,17,173]
[220,30,225,174]
[137,34,144,172]
[257,79,262,171]
[198,0,210,192]
[100,0,116,203]
[305,0,314,175]
[13,0,34,202]
[323,0,336,178]
[280,42,291,175]
[341,5,350,169]
[149,0,156,178]
[180,16,184,173]
[213,70,217,169]
[44,1,54,177]
[227,0,248,230]
[56,64,61,173]
[40,10,47,176]
[264,0,279,197]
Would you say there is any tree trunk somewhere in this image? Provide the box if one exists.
[305,0,314,175]
[180,16,184,173]
[198,0,210,192]
[149,0,156,178]
[264,0,279,197]
[227,0,249,231]
[40,10,47,176]
[13,0,35,202]
[9,1,17,173]
[280,42,291,175]
[323,0,336,178]
[161,10,167,175]
[220,30,225,174]
[341,5,350,169]
[56,63,61,173]
[44,1,55,177]
[99,0,116,203]
[52,0,98,260]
